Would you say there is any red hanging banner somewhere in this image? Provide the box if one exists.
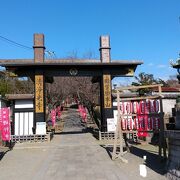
[0,108,11,141]
[51,109,56,127]
[56,106,61,118]
[137,101,148,137]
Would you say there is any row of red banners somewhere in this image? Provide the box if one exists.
[51,104,88,126]
[121,118,160,137]
[119,100,160,137]
[119,100,159,115]
[78,105,87,123]
[0,108,11,141]
[121,117,160,131]
[50,106,62,127]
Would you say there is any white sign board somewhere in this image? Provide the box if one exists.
[113,110,118,122]
[36,122,46,135]
[107,110,119,132]
[113,102,117,107]
[107,118,117,132]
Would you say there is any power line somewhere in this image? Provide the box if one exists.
[0,35,33,51]
[0,34,57,58]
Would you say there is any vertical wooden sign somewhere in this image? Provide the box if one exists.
[35,75,44,113]
[103,74,112,108]
[99,35,113,131]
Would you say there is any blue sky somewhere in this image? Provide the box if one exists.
[0,0,180,84]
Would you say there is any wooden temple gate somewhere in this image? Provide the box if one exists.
[0,34,142,133]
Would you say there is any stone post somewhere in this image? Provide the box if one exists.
[34,34,45,63]
[175,98,180,129]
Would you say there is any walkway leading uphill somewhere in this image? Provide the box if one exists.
[0,107,166,180]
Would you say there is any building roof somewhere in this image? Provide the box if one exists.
[6,94,34,100]
[0,59,143,78]
[0,59,143,66]
[112,87,180,99]
[152,87,180,92]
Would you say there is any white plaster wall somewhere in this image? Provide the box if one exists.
[162,99,176,116]
[15,100,33,109]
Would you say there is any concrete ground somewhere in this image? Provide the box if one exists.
[0,108,167,180]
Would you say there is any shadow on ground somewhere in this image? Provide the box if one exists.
[0,142,14,161]
[130,145,167,175]
[100,145,129,159]
[101,144,167,175]
[55,126,94,135]
[57,130,87,135]
[69,104,78,109]
[0,149,10,161]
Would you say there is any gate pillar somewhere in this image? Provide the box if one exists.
[33,34,45,126]
[99,36,113,131]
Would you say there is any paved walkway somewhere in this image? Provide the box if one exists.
[0,108,167,180]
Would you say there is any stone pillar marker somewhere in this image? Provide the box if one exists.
[33,34,45,128]
[100,35,111,63]
[33,34,45,63]
[99,36,113,131]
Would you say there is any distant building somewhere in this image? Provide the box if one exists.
[6,94,34,136]
[152,87,180,116]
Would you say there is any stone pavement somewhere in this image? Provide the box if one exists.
[0,108,167,180]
